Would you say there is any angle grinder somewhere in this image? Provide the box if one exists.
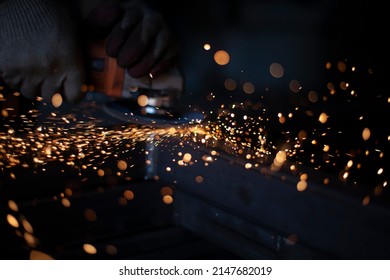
[86,39,205,180]
[86,39,204,128]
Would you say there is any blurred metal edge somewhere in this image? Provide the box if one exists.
[155,137,390,259]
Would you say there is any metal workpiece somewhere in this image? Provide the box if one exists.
[153,138,390,259]
[1,92,388,260]
[144,133,159,180]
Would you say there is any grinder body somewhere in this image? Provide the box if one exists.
[86,39,184,117]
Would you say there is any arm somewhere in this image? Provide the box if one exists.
[0,0,86,102]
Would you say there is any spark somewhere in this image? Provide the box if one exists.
[83,243,97,255]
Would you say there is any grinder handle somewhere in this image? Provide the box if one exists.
[86,39,126,97]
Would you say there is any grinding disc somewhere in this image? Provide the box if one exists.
[103,100,204,128]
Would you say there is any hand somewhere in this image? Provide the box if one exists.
[0,0,86,103]
[85,0,180,78]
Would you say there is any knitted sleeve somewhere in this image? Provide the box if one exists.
[0,0,86,102]
[0,0,76,41]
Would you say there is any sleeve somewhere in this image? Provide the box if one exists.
[0,0,81,45]
[0,0,86,102]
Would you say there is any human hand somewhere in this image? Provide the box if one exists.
[85,0,180,78]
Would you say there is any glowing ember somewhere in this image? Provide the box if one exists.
[297,180,307,192]
[162,195,173,205]
[269,62,284,78]
[117,160,127,170]
[30,250,54,260]
[318,113,328,124]
[123,190,135,200]
[61,198,71,207]
[24,232,36,247]
[51,93,63,108]
[8,200,19,212]
[362,128,371,141]
[0,46,388,258]
[160,186,174,196]
[6,214,19,228]
[83,243,97,255]
[22,219,34,233]
[105,245,118,256]
[214,50,230,66]
[137,95,149,107]
[362,196,370,206]
[182,153,192,163]
[195,176,204,183]
[84,209,97,222]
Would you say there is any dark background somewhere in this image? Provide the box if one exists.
[153,0,389,187]
[1,0,389,260]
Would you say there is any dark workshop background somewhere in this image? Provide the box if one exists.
[1,0,389,260]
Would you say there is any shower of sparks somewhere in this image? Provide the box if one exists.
[0,92,272,254]
[208,58,388,197]
[0,97,272,180]
[1,49,389,257]
[1,64,388,195]
[0,110,192,173]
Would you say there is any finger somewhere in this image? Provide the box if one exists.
[62,72,85,104]
[151,28,172,59]
[116,15,164,68]
[106,9,143,58]
[116,22,148,68]
[41,78,62,101]
[126,47,156,78]
[20,80,40,100]
[2,75,22,91]
[127,39,179,78]
[106,23,131,58]
[121,8,143,30]
[150,46,180,77]
[139,12,163,45]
